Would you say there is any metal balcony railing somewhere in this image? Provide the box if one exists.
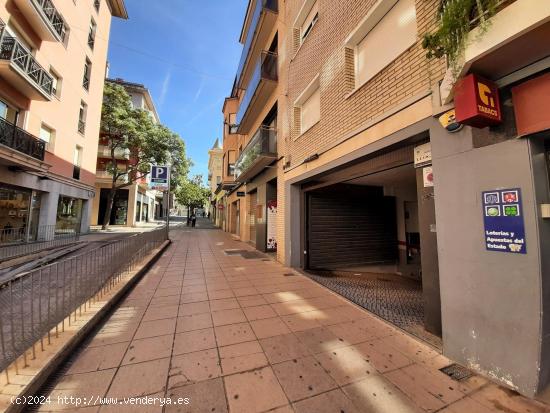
[83,73,90,90]
[94,0,100,11]
[78,120,86,135]
[32,0,67,42]
[0,116,45,161]
[236,51,278,126]
[235,126,277,180]
[235,0,278,90]
[72,165,81,180]
[0,37,53,98]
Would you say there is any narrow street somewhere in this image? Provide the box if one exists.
[35,223,547,413]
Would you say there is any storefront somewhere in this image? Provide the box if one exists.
[56,196,83,232]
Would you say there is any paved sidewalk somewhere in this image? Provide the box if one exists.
[38,227,548,413]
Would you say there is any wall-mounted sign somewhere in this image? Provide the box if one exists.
[512,72,550,137]
[237,191,245,197]
[150,165,169,191]
[482,188,526,254]
[455,73,502,128]
[414,143,432,168]
[438,109,463,133]
[423,167,434,187]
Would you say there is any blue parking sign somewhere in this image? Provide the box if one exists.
[150,165,169,190]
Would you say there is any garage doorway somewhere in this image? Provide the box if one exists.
[302,142,441,345]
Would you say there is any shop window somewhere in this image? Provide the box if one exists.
[0,184,31,240]
[56,196,82,232]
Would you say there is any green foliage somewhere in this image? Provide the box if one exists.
[175,175,211,210]
[422,0,499,75]
[100,82,188,189]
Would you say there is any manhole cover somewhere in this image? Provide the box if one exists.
[440,364,473,381]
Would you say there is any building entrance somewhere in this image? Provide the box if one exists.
[302,140,441,343]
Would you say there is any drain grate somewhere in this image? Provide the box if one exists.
[440,363,473,381]
[241,251,267,259]
[224,249,248,256]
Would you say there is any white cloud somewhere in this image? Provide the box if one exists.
[159,69,172,107]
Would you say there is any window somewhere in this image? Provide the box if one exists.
[39,124,55,150]
[301,2,318,44]
[49,69,62,98]
[73,146,82,180]
[94,0,100,12]
[83,58,91,91]
[88,19,96,50]
[0,99,19,124]
[78,101,87,134]
[228,150,236,176]
[352,0,417,87]
[295,75,320,135]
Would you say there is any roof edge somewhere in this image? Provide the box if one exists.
[108,0,128,19]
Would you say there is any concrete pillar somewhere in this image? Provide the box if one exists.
[127,184,137,227]
[80,199,91,234]
[256,184,267,252]
[38,191,59,240]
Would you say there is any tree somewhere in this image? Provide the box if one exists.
[175,175,211,216]
[99,82,188,229]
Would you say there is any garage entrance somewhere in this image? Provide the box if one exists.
[302,139,441,344]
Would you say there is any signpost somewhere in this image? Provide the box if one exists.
[151,165,170,239]
[482,188,526,254]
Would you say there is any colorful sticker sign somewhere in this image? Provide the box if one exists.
[482,188,526,254]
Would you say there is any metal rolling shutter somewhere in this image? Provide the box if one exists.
[249,193,257,244]
[307,186,397,270]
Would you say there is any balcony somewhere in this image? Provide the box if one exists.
[72,165,80,180]
[13,0,67,43]
[234,126,277,182]
[0,36,53,100]
[0,116,45,161]
[235,0,278,91]
[96,169,128,183]
[236,52,278,134]
[97,145,130,160]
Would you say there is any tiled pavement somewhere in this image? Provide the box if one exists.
[38,227,549,413]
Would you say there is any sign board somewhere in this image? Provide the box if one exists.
[482,188,526,254]
[267,200,277,251]
[150,165,169,191]
[455,73,502,128]
[414,143,432,168]
[512,72,550,137]
[237,191,245,197]
[423,167,434,187]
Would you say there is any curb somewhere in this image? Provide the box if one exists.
[5,239,172,413]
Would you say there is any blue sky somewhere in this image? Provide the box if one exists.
[107,0,248,182]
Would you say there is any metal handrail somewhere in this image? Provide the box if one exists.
[0,36,53,97]
[0,227,168,371]
[0,224,79,261]
[0,116,46,161]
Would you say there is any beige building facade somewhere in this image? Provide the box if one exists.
[207,138,223,225]
[224,0,550,399]
[90,78,163,227]
[0,0,127,236]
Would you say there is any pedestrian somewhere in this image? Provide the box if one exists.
[191,213,196,228]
